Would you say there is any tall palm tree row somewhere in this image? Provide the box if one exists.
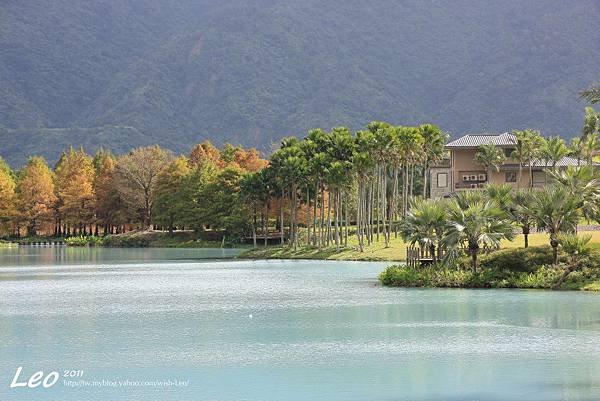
[241,107,598,256]
[246,121,446,250]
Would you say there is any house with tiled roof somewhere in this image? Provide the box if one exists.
[429,132,591,198]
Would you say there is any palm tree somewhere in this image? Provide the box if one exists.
[474,144,506,184]
[240,172,264,249]
[443,191,514,273]
[523,186,579,264]
[569,137,585,166]
[580,84,600,104]
[543,136,568,171]
[554,233,592,289]
[400,198,447,262]
[485,183,513,214]
[582,107,599,139]
[513,129,544,188]
[549,165,600,224]
[510,189,534,248]
[583,132,599,166]
[511,132,529,187]
[419,124,447,197]
[353,130,376,251]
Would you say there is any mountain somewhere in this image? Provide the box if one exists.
[1,0,599,166]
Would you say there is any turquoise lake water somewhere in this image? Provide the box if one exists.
[1,246,600,400]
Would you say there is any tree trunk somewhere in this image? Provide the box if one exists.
[422,160,428,198]
[264,202,269,247]
[430,243,436,263]
[252,205,257,250]
[357,181,364,252]
[293,184,298,250]
[334,190,340,250]
[280,189,285,245]
[306,186,311,246]
[319,184,325,248]
[471,250,478,274]
[376,165,380,242]
[553,264,577,289]
[326,190,332,246]
[344,192,348,247]
[528,159,533,188]
[523,227,529,248]
[551,237,559,264]
[312,181,318,246]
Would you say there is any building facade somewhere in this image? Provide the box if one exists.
[430,132,586,198]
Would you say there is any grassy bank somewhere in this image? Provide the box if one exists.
[242,230,600,262]
[378,246,600,291]
[101,231,229,248]
[9,231,239,248]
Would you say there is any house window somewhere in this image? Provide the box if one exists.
[504,148,514,158]
[505,172,517,182]
[437,172,448,188]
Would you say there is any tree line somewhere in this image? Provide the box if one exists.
[0,142,267,239]
[0,106,599,251]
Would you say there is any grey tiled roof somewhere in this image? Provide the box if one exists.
[446,132,516,148]
[502,156,598,169]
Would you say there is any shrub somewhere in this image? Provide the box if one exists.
[484,246,556,272]
[65,236,104,247]
[379,265,501,288]
[458,246,561,272]
[510,265,562,288]
[102,233,149,247]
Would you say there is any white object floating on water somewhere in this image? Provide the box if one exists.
[248,314,253,319]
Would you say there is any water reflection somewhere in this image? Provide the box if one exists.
[0,254,599,401]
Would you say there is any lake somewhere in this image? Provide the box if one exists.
[1,246,600,401]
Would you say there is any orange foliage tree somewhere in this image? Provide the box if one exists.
[54,147,95,235]
[0,158,18,235]
[17,157,57,235]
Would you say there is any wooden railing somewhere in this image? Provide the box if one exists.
[406,245,444,267]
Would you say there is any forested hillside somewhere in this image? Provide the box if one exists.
[1,0,599,166]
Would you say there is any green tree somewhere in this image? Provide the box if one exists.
[582,106,599,139]
[582,132,599,166]
[569,137,585,166]
[513,129,544,187]
[153,156,191,234]
[93,150,124,235]
[542,136,568,171]
[554,233,592,289]
[240,172,266,249]
[524,186,580,264]
[400,198,447,262]
[580,84,600,104]
[474,144,506,183]
[511,132,528,187]
[181,161,217,233]
[443,191,514,273]
[419,124,447,197]
[510,189,534,248]
[549,165,600,224]
[202,167,250,241]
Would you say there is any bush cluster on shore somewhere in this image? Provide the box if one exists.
[64,236,105,247]
[379,246,600,290]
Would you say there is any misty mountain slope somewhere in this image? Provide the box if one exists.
[1,0,599,166]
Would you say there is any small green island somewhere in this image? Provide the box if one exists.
[2,107,600,291]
